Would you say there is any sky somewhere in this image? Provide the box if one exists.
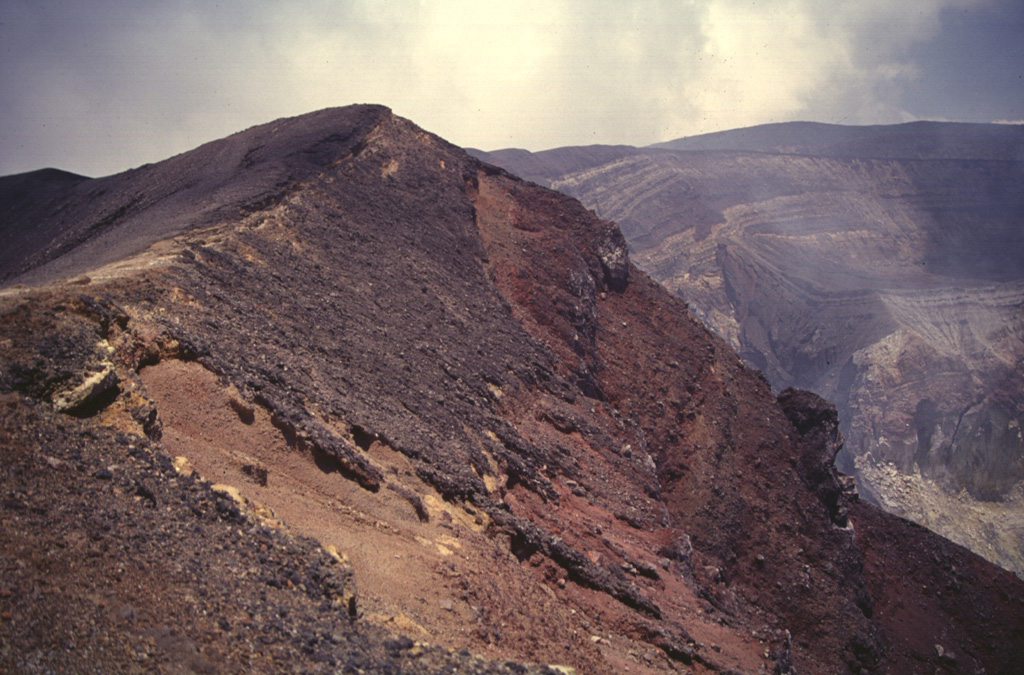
[2,0,1023,177]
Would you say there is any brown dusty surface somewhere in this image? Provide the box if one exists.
[138,358,616,673]
[0,391,565,675]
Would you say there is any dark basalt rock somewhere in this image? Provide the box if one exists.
[778,387,855,528]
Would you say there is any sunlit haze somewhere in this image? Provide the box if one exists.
[2,0,1022,176]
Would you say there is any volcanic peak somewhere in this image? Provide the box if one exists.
[1,106,1023,674]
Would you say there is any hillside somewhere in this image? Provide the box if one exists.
[474,122,1024,579]
[2,107,1023,674]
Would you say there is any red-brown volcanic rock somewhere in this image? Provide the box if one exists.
[474,126,1024,578]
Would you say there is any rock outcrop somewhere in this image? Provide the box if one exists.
[3,108,1023,673]
[475,122,1024,577]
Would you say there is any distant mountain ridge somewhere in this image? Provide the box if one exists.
[650,119,1024,160]
[471,121,1024,186]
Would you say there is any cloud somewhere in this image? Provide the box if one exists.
[0,0,1019,176]
[662,0,994,134]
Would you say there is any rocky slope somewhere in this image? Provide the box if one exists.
[474,123,1024,578]
[2,107,1023,674]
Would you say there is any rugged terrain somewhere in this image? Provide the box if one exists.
[474,122,1024,577]
[2,107,1024,674]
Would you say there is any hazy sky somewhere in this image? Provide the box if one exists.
[2,0,1023,177]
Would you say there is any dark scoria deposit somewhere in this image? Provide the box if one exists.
[474,122,1024,579]
[2,106,1023,674]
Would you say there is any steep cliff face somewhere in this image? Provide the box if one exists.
[3,108,1024,674]
[475,124,1024,577]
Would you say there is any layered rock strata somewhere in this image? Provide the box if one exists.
[475,124,1024,577]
